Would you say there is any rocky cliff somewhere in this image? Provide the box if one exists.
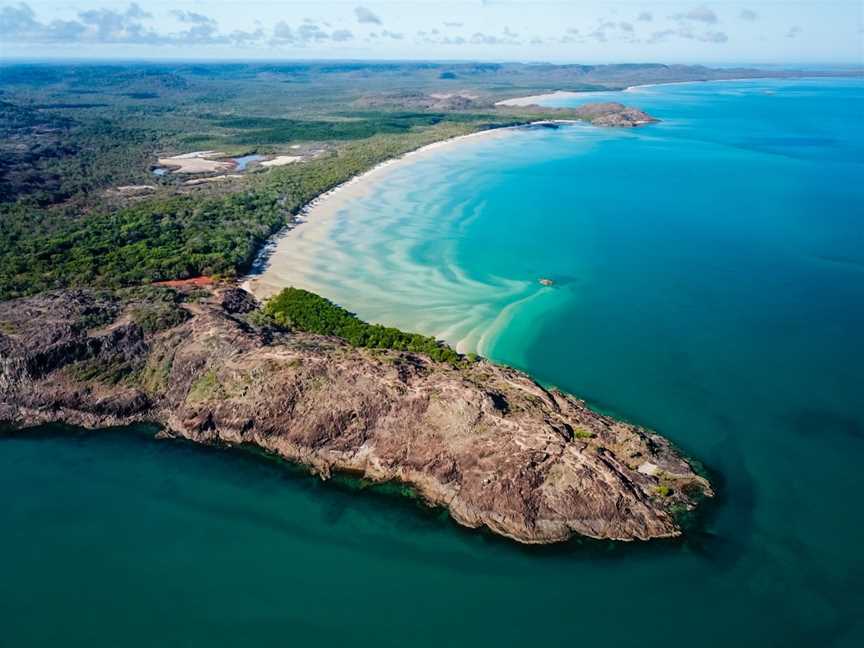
[0,287,711,544]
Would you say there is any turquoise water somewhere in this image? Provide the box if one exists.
[3,78,863,646]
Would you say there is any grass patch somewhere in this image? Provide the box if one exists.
[654,484,673,497]
[0,320,18,335]
[186,368,225,402]
[572,426,595,440]
[66,357,137,385]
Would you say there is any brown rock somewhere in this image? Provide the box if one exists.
[574,102,659,127]
[0,287,711,544]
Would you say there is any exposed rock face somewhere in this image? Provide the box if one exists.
[220,287,258,314]
[0,288,711,544]
[574,102,659,127]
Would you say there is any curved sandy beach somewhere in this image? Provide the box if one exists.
[243,124,534,302]
[495,77,788,107]
[241,122,563,355]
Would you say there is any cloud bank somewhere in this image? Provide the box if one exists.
[0,3,365,47]
[0,2,771,53]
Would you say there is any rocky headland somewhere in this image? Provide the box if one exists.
[571,102,659,127]
[0,286,711,544]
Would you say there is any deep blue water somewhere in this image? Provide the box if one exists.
[3,78,863,646]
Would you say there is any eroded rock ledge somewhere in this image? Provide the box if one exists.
[0,288,711,544]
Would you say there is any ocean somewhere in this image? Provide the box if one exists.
[3,77,863,646]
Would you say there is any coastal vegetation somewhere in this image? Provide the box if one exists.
[572,426,595,440]
[0,61,779,300]
[0,123,484,299]
[265,287,463,364]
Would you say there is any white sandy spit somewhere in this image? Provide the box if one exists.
[496,90,594,107]
[496,77,772,106]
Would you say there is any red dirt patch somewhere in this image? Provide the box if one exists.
[152,276,216,288]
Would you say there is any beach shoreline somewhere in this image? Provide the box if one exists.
[494,74,860,107]
[241,120,580,301]
[494,79,717,107]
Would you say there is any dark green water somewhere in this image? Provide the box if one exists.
[1,424,710,647]
[3,79,863,646]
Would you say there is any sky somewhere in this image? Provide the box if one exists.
[0,1,861,64]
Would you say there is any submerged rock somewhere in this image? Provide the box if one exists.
[0,287,711,544]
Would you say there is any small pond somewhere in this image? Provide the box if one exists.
[232,154,265,171]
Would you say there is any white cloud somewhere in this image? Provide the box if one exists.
[470,31,520,45]
[355,6,381,25]
[699,30,728,43]
[1,2,167,44]
[272,21,354,45]
[672,6,719,24]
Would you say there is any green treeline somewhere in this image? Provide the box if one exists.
[265,287,463,364]
[212,111,494,145]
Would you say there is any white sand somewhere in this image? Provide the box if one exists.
[261,155,303,168]
[497,77,766,106]
[243,126,521,303]
[496,91,593,107]
[158,151,234,174]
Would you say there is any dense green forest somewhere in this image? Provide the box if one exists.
[265,287,464,364]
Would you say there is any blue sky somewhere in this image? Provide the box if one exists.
[1,1,861,63]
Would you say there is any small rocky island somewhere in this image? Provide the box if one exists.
[0,286,710,544]
[572,102,659,127]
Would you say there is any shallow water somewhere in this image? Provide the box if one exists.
[232,153,265,171]
[3,78,863,646]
